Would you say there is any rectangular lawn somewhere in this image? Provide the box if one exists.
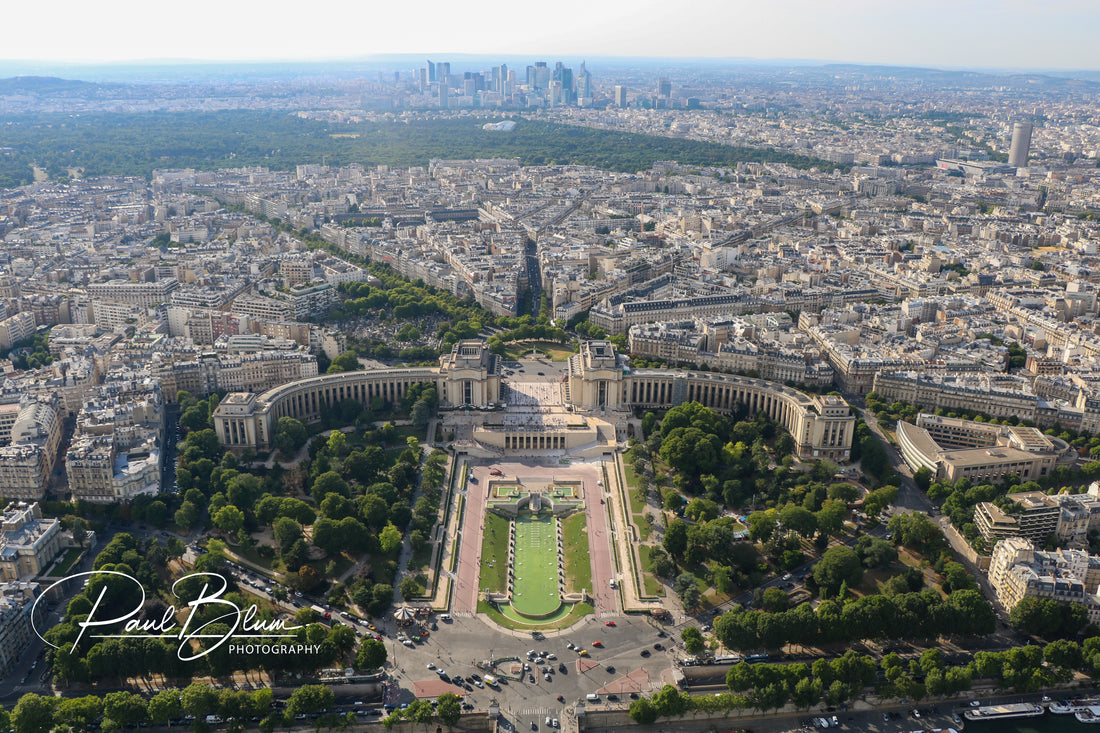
[511,516,561,617]
[479,513,511,593]
[562,512,592,595]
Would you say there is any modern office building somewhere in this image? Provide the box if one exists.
[614,85,627,108]
[1009,122,1034,168]
[896,413,1076,484]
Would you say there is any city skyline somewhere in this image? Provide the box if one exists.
[4,0,1100,73]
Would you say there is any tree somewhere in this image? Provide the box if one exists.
[1010,596,1088,639]
[1045,639,1083,670]
[813,546,864,596]
[273,416,308,456]
[327,351,360,373]
[285,685,334,720]
[681,626,705,655]
[357,638,387,670]
[854,536,897,569]
[212,505,245,534]
[651,684,689,718]
[913,466,933,491]
[648,547,676,578]
[325,431,348,457]
[713,565,735,595]
[815,499,849,537]
[174,501,199,529]
[13,694,56,733]
[674,572,701,611]
[747,510,777,542]
[273,517,303,549]
[399,575,421,600]
[147,690,181,725]
[779,504,817,537]
[628,698,658,725]
[181,682,218,719]
[54,696,101,733]
[436,693,462,727]
[405,699,434,726]
[760,587,789,613]
[660,427,720,477]
[103,692,147,728]
[311,471,351,503]
[71,517,87,547]
[863,485,899,518]
[379,522,402,556]
[685,498,720,523]
[298,565,323,592]
[411,400,432,430]
[887,512,945,555]
[860,434,890,480]
[282,539,310,572]
[663,519,688,559]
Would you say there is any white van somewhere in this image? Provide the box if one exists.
[586,694,600,702]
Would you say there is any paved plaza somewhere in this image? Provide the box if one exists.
[452,458,614,615]
[430,355,660,731]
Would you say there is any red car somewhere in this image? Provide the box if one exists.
[490,469,503,476]
[604,621,616,627]
[556,695,564,702]
[592,641,603,648]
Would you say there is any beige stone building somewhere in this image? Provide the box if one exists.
[214,339,855,462]
[0,503,62,581]
[988,537,1100,623]
[0,397,62,500]
[0,582,41,678]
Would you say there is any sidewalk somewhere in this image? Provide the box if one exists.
[605,451,666,614]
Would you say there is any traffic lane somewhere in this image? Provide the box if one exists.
[853,405,930,514]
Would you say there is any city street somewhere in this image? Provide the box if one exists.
[380,612,677,732]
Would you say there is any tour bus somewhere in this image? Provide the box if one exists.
[712,654,742,665]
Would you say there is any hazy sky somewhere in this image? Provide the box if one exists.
[6,0,1099,71]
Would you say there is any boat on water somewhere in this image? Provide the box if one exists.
[1076,706,1100,723]
[1052,698,1100,714]
[963,702,1045,722]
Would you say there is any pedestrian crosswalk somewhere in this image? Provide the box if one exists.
[521,707,556,716]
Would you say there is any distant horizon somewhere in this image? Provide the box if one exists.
[1,55,1099,85]
[5,0,1100,73]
